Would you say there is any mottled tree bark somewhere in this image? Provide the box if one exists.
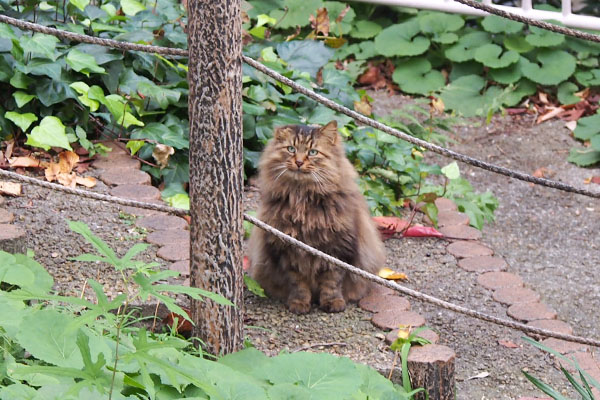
[187,0,244,355]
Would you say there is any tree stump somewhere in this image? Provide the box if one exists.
[0,224,27,254]
[407,344,456,400]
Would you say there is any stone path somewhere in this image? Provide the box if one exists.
[93,142,600,398]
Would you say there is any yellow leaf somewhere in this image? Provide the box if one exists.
[58,151,79,173]
[57,172,77,188]
[76,176,97,188]
[354,95,372,116]
[44,163,61,182]
[378,267,408,281]
[431,97,445,114]
[325,37,347,48]
[397,324,411,339]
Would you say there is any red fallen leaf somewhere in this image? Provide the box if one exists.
[592,176,600,184]
[373,216,410,239]
[182,215,191,224]
[402,226,444,238]
[498,340,519,348]
[358,66,383,86]
[243,255,250,271]
[163,307,193,334]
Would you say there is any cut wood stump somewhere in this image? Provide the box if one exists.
[407,344,456,400]
[0,224,27,254]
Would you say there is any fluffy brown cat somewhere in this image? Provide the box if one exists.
[248,120,385,314]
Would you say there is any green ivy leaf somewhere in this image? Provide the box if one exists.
[520,49,576,85]
[244,275,266,298]
[16,58,63,81]
[69,0,90,11]
[132,122,188,149]
[374,20,430,57]
[26,116,72,151]
[164,193,190,209]
[526,25,565,47]
[557,82,581,105]
[269,0,323,29]
[445,31,490,62]
[120,0,146,16]
[349,20,381,39]
[441,162,460,180]
[392,57,445,95]
[10,71,34,90]
[12,91,36,108]
[136,82,181,109]
[481,15,523,34]
[20,33,59,61]
[5,111,38,132]
[474,44,519,68]
[36,78,77,107]
[66,49,106,77]
[126,140,145,155]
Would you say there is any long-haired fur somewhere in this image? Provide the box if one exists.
[248,121,385,314]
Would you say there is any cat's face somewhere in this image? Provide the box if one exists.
[261,121,342,188]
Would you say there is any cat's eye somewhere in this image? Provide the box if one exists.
[287,146,296,153]
[308,149,318,156]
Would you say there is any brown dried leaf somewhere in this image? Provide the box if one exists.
[536,106,565,124]
[564,121,577,131]
[57,172,77,188]
[8,156,42,168]
[575,87,590,99]
[498,340,519,348]
[152,144,175,169]
[5,140,14,159]
[378,267,408,281]
[584,176,600,185]
[354,95,372,116]
[532,167,549,179]
[431,97,445,114]
[358,65,383,86]
[538,92,549,104]
[58,151,80,173]
[0,181,22,196]
[310,7,329,36]
[44,163,61,182]
[76,176,97,188]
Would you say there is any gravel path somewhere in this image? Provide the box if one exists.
[3,91,599,399]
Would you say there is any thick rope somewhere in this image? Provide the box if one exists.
[2,169,598,347]
[0,14,598,199]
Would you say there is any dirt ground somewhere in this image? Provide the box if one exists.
[4,90,599,399]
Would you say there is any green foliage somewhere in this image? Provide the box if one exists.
[0,222,414,399]
[568,113,600,166]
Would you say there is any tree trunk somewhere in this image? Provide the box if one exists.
[187,0,244,355]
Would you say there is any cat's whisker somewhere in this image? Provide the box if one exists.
[273,168,287,183]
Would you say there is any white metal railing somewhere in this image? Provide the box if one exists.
[350,0,600,31]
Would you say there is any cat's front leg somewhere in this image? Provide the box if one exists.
[286,270,312,314]
[317,269,346,313]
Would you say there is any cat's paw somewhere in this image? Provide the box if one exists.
[288,299,311,314]
[320,298,346,313]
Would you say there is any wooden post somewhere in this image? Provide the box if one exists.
[407,344,456,400]
[187,0,244,355]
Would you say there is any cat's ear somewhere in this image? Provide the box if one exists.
[320,120,339,145]
[273,126,293,142]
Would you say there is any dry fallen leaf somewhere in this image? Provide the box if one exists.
[75,176,97,188]
[58,151,80,173]
[431,97,445,114]
[536,106,565,124]
[57,172,77,188]
[467,371,490,380]
[396,324,411,339]
[584,176,600,185]
[532,167,549,179]
[44,163,61,182]
[354,95,372,116]
[8,156,42,168]
[309,7,329,36]
[498,340,519,348]
[378,267,408,281]
[0,181,22,196]
[565,120,577,131]
[152,144,175,169]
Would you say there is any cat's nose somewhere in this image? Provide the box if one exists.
[295,160,304,168]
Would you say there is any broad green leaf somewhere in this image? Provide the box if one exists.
[502,79,536,107]
[16,58,63,80]
[5,111,38,132]
[136,82,180,109]
[126,140,145,155]
[0,383,38,399]
[557,82,581,105]
[120,0,146,16]
[374,20,430,57]
[276,40,333,78]
[20,33,59,60]
[13,91,36,108]
[36,78,77,107]
[419,11,464,43]
[441,162,460,180]
[575,69,600,86]
[488,57,526,84]
[26,116,72,151]
[474,44,519,68]
[325,1,356,35]
[567,147,600,166]
[66,49,106,77]
[10,71,34,89]
[70,82,100,111]
[573,114,600,140]
[520,49,576,85]
[103,94,144,128]
[132,122,188,149]
[445,31,490,62]
[0,23,17,40]
[392,57,444,95]
[0,252,34,288]
[503,35,535,53]
[164,193,189,209]
[439,75,495,117]
[244,275,266,297]
[69,0,90,11]
[349,20,381,39]
[591,134,600,151]
[269,0,322,29]
[526,24,565,47]
[481,15,523,33]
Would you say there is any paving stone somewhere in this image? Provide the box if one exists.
[146,229,190,246]
[561,351,600,379]
[99,141,129,155]
[120,203,166,217]
[516,398,552,400]
[0,209,15,223]
[437,211,470,227]
[439,225,482,240]
[100,169,151,186]
[385,328,439,345]
[407,344,455,363]
[527,319,573,336]
[0,196,5,206]
[110,184,161,201]
[458,256,507,273]
[168,260,190,276]
[136,215,189,231]
[157,243,189,262]
[507,302,557,322]
[369,284,396,296]
[434,197,457,212]
[541,338,588,355]
[493,286,541,305]
[371,310,426,330]
[447,241,493,258]
[359,294,410,313]
[477,271,523,290]
[93,157,141,170]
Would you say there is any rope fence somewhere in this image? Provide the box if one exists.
[0,14,598,199]
[0,5,599,346]
[2,168,599,348]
